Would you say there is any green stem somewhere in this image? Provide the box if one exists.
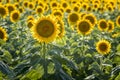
[42,43,47,79]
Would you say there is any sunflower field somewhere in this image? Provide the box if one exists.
[0,0,120,80]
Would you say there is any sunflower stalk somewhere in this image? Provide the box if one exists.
[42,42,48,79]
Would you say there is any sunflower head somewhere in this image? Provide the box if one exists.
[6,3,16,14]
[107,20,114,32]
[31,15,59,43]
[28,2,35,10]
[65,6,72,13]
[116,16,120,27]
[23,1,29,8]
[27,20,34,28]
[27,15,34,22]
[77,19,93,35]
[36,6,44,15]
[96,39,111,55]
[61,1,69,9]
[52,9,63,18]
[83,13,97,27]
[10,10,20,23]
[68,12,79,25]
[0,4,8,18]
[98,19,108,31]
[0,27,8,41]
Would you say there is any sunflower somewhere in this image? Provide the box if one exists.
[79,12,87,19]
[106,5,114,13]
[68,12,79,25]
[10,10,20,23]
[65,6,72,13]
[50,1,59,9]
[23,1,29,8]
[31,15,59,43]
[0,4,8,18]
[6,3,16,14]
[81,2,88,10]
[107,20,114,32]
[38,1,45,8]
[83,13,97,27]
[98,19,108,31]
[27,20,34,28]
[56,17,65,39]
[36,6,44,15]
[61,1,69,10]
[28,2,35,10]
[77,19,93,35]
[19,7,24,13]
[116,16,120,27]
[72,4,80,12]
[52,9,63,18]
[92,3,100,11]
[0,27,8,41]
[96,40,111,55]
[27,15,34,22]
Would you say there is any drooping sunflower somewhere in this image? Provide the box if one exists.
[0,27,8,41]
[98,19,108,31]
[107,20,114,32]
[31,15,59,43]
[68,12,79,25]
[83,13,97,27]
[77,19,93,35]
[116,15,120,27]
[96,39,111,55]
[65,6,72,13]
[0,4,8,18]
[27,15,34,22]
[10,10,20,23]
[52,9,63,19]
[27,20,34,28]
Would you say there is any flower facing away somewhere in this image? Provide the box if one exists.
[31,15,59,43]
[0,27,8,41]
[96,40,111,55]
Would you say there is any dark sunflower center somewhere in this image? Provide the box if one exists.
[99,43,108,51]
[36,20,54,38]
[74,7,79,12]
[0,31,4,39]
[100,21,107,29]
[12,13,19,20]
[52,3,57,7]
[0,7,6,16]
[29,4,33,9]
[62,3,67,8]
[108,23,112,30]
[78,21,90,33]
[69,13,79,22]
[37,8,42,13]
[8,6,14,13]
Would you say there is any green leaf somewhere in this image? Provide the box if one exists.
[47,62,55,74]
[115,73,120,80]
